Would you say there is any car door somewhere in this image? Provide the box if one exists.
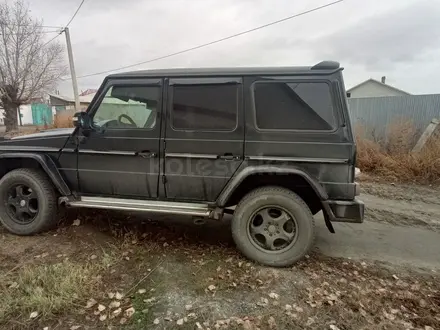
[164,77,244,201]
[77,78,163,198]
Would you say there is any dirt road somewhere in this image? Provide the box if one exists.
[316,218,440,270]
[1,181,439,329]
[315,182,440,270]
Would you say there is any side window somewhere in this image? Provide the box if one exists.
[93,85,159,129]
[254,82,336,131]
[171,84,238,131]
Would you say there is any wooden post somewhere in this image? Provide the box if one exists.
[412,118,440,153]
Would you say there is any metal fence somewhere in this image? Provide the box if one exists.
[347,94,440,139]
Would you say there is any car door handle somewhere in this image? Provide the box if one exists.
[137,150,157,158]
[218,153,240,161]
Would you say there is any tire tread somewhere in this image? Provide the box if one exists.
[0,168,58,235]
[232,186,315,267]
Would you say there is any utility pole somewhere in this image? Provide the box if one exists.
[64,27,81,112]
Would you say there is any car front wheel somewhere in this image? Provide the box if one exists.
[0,168,59,235]
[231,186,315,267]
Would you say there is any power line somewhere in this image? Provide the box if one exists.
[39,0,86,48]
[34,30,61,34]
[41,25,64,29]
[0,30,61,36]
[1,0,86,30]
[41,31,63,48]
[0,23,64,29]
[70,0,344,80]
[65,0,86,28]
[0,0,86,30]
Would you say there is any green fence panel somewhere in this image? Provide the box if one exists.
[31,103,53,125]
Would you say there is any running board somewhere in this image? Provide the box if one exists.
[65,196,212,217]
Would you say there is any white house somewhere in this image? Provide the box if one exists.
[347,77,410,98]
[0,105,34,126]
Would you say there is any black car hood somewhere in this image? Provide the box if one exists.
[0,128,75,151]
[9,128,75,140]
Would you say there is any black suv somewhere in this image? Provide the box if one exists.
[0,61,363,267]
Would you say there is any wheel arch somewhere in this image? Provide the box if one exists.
[217,166,328,213]
[0,153,71,196]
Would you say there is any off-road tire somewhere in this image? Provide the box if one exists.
[0,168,59,235]
[232,186,315,267]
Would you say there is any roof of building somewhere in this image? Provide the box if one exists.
[108,61,342,79]
[49,93,96,104]
[347,78,410,95]
[79,89,98,96]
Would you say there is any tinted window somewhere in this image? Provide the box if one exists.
[254,82,336,130]
[93,85,159,129]
[172,84,238,130]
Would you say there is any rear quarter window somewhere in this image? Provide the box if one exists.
[253,81,336,131]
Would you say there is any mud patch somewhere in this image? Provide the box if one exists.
[366,208,440,232]
[361,181,440,205]
[361,190,440,232]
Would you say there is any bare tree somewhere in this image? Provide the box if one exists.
[0,0,66,132]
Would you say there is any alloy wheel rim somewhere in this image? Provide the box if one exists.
[247,206,298,253]
[5,184,39,224]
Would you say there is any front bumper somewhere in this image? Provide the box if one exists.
[322,199,364,223]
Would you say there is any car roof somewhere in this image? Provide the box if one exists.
[108,61,342,79]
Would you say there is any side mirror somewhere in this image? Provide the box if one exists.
[72,112,91,129]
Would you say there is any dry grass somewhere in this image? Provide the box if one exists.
[356,121,440,183]
[0,210,439,329]
[53,111,75,128]
[0,260,102,325]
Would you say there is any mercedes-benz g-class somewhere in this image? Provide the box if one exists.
[0,61,363,266]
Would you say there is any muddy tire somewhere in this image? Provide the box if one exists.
[0,168,59,235]
[232,186,315,267]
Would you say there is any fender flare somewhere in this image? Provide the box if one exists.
[0,153,71,196]
[216,165,328,207]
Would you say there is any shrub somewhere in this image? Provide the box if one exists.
[356,121,440,184]
[53,111,75,128]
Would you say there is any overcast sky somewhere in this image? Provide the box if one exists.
[27,0,440,96]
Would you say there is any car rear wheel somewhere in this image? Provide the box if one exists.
[231,186,315,267]
[0,168,59,235]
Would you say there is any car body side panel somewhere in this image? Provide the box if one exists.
[76,79,163,198]
[240,72,354,201]
[163,77,245,202]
